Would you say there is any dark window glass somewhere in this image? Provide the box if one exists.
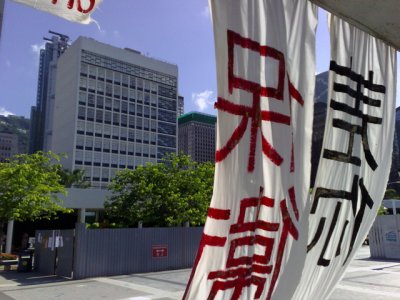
[158,122,176,135]
[157,135,176,148]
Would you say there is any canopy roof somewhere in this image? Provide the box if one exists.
[310,0,400,50]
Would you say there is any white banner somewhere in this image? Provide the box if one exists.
[184,1,317,299]
[293,14,397,300]
[13,0,101,24]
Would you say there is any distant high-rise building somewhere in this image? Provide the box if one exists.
[50,37,178,188]
[178,95,184,117]
[29,31,69,153]
[0,0,4,40]
[178,112,216,163]
[0,133,18,162]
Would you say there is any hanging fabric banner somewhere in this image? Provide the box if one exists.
[293,14,397,300]
[184,1,317,299]
[13,0,101,24]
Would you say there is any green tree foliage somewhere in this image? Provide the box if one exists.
[58,168,90,188]
[0,151,70,224]
[384,188,400,199]
[105,153,214,227]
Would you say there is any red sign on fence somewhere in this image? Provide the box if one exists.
[152,245,168,258]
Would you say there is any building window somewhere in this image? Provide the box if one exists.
[96,95,104,108]
[143,119,150,131]
[85,137,93,150]
[77,120,85,134]
[112,126,119,139]
[94,138,102,151]
[121,114,128,127]
[88,94,95,107]
[128,142,134,155]
[112,113,120,126]
[88,79,96,92]
[106,69,113,82]
[76,136,84,149]
[97,68,105,80]
[120,100,127,113]
[113,84,121,98]
[106,83,112,96]
[97,81,105,95]
[137,105,143,116]
[113,99,120,112]
[158,109,176,123]
[80,63,88,75]
[80,76,87,89]
[120,128,127,141]
[158,122,176,135]
[159,97,177,112]
[129,77,136,88]
[103,139,111,152]
[79,92,86,105]
[158,134,176,148]
[75,150,84,164]
[144,106,150,118]
[78,106,86,120]
[87,108,95,121]
[112,141,119,154]
[86,122,94,135]
[129,116,135,128]
[102,153,110,166]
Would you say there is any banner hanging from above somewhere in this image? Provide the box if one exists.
[292,13,397,300]
[13,0,102,24]
[184,0,317,299]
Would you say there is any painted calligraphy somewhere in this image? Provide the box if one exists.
[309,59,385,267]
[198,187,299,300]
[51,0,96,13]
[215,30,304,172]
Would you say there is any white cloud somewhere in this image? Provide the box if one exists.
[201,6,210,18]
[31,42,46,54]
[192,90,214,111]
[0,107,14,116]
[113,30,120,38]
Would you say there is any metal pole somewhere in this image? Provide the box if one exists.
[5,220,14,253]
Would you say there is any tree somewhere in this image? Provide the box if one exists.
[58,168,90,188]
[384,188,400,199]
[0,151,71,225]
[105,153,214,227]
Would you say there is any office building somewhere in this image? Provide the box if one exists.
[0,0,4,41]
[178,95,184,117]
[178,112,216,163]
[0,133,18,162]
[50,37,178,188]
[29,31,69,153]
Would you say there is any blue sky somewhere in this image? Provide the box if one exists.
[0,1,396,118]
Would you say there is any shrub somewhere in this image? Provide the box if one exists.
[0,253,17,260]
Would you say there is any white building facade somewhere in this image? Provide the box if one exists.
[51,37,178,188]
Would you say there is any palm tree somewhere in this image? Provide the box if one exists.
[58,169,90,188]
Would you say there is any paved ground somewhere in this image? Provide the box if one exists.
[0,246,398,299]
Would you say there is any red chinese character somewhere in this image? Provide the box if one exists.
[215,30,304,172]
[52,0,96,13]
[205,187,299,300]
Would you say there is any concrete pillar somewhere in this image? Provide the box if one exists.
[77,208,86,223]
[5,220,14,253]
